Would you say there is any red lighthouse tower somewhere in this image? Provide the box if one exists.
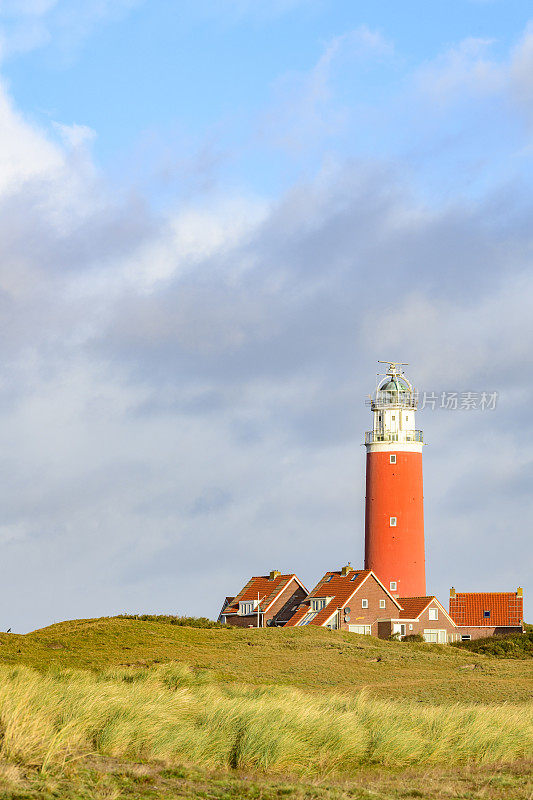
[364,362,426,598]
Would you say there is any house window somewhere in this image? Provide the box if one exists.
[392,415,396,420]
[390,517,397,527]
[325,575,333,582]
[311,598,326,612]
[484,610,491,618]
[361,599,368,609]
[428,608,438,621]
[239,601,254,616]
[409,623,413,630]
[390,454,396,464]
[461,634,471,641]
[350,573,359,581]
[390,581,397,591]
[349,624,371,635]
[379,599,386,609]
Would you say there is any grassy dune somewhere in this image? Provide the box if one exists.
[1,616,532,704]
[0,619,530,798]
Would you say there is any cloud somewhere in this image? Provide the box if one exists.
[0,0,141,61]
[261,26,394,153]
[0,19,531,632]
[509,22,533,117]
[416,37,503,105]
[414,22,533,124]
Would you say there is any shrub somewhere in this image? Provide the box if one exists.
[402,634,424,642]
[452,631,533,659]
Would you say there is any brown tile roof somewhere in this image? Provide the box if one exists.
[223,574,302,615]
[397,596,434,619]
[449,592,523,627]
[285,568,401,627]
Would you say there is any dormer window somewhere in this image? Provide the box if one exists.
[311,598,327,612]
[298,611,318,626]
[239,600,257,616]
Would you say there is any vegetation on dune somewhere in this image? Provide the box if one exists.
[0,662,530,778]
[1,618,532,705]
[116,613,225,628]
[0,760,532,800]
[0,619,530,798]
[453,631,533,658]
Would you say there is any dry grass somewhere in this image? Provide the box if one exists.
[0,662,531,778]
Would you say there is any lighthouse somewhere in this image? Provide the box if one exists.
[364,362,426,598]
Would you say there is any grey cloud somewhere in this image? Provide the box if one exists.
[0,85,532,632]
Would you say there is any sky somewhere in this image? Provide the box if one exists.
[0,0,531,632]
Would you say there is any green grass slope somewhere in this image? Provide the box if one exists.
[0,616,531,704]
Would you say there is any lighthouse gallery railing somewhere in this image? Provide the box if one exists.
[364,430,424,444]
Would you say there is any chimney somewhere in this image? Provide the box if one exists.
[517,587,523,597]
[269,570,281,580]
[341,563,353,577]
[450,586,456,599]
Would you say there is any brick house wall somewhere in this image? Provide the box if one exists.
[336,574,401,633]
[270,584,307,625]
[455,625,524,641]
[406,603,458,642]
[224,613,261,628]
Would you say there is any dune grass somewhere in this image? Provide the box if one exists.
[0,662,531,778]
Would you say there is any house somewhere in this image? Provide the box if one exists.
[219,571,308,628]
[377,595,459,643]
[449,587,524,641]
[284,564,402,633]
[283,564,460,643]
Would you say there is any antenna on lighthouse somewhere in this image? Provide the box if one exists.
[377,360,409,376]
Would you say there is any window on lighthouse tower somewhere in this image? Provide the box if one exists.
[390,517,397,527]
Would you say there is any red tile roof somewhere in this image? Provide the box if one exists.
[397,596,434,619]
[449,592,523,627]
[285,568,402,627]
[223,574,303,615]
